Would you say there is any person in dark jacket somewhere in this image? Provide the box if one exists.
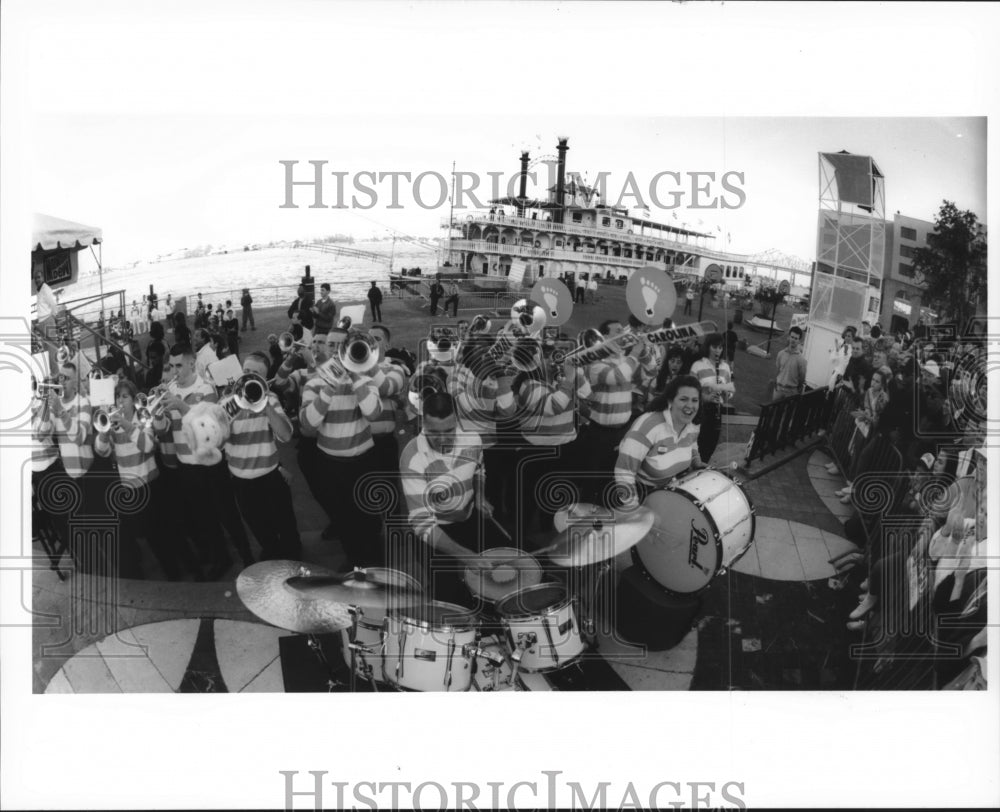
[428,274,444,316]
[287,285,315,335]
[311,283,336,334]
[240,288,255,331]
[367,280,384,323]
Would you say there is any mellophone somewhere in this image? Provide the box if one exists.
[236,470,755,692]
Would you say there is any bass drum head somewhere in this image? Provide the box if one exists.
[495,583,568,618]
[634,488,722,594]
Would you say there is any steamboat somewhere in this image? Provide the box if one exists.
[439,137,811,293]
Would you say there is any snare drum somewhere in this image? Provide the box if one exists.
[633,469,755,594]
[383,601,479,692]
[339,568,422,678]
[494,583,585,672]
[463,547,543,610]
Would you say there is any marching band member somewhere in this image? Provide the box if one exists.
[367,324,410,476]
[451,334,516,522]
[689,333,735,465]
[47,361,96,569]
[298,338,384,567]
[31,375,72,561]
[579,321,646,505]
[93,379,184,579]
[154,344,253,579]
[513,342,589,540]
[398,391,507,605]
[192,328,219,381]
[614,374,706,510]
[645,345,685,406]
[223,352,302,561]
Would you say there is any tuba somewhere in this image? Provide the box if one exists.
[509,298,547,337]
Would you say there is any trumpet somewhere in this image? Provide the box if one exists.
[278,331,307,355]
[314,356,349,388]
[56,345,71,366]
[90,367,107,380]
[94,407,123,434]
[31,377,64,399]
[219,373,271,418]
[337,315,353,330]
[407,366,448,415]
[135,390,169,424]
[339,330,381,374]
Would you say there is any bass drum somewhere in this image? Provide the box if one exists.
[633,469,755,595]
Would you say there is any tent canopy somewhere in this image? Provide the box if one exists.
[32,213,102,252]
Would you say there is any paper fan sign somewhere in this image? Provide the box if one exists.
[529,278,573,327]
[626,266,676,325]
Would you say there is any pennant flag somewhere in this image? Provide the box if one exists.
[717,225,722,232]
[672,212,678,220]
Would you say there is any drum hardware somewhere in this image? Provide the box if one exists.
[305,633,348,692]
[494,584,585,673]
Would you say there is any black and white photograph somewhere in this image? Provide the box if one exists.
[2,1,998,809]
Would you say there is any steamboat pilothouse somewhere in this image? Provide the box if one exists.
[440,136,789,291]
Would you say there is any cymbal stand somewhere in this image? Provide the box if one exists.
[306,634,346,692]
[572,560,614,649]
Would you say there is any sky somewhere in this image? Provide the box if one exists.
[29,114,986,267]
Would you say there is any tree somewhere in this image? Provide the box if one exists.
[910,201,987,329]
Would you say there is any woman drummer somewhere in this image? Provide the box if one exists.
[613,374,706,510]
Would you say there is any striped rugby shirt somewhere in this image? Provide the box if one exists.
[154,377,219,466]
[400,430,483,539]
[224,392,289,479]
[516,367,590,446]
[585,355,640,427]
[52,394,94,478]
[299,373,380,457]
[450,363,515,448]
[31,401,59,472]
[369,361,409,436]
[690,357,732,406]
[94,419,159,487]
[614,410,700,508]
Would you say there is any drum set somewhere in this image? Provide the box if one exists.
[236,469,755,692]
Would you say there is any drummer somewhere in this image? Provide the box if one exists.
[613,374,706,510]
[398,390,509,606]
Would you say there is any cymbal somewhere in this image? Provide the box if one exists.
[236,560,354,634]
[284,567,424,614]
[553,502,614,533]
[545,505,655,567]
[463,547,543,603]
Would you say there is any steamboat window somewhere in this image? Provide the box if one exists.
[572,213,582,223]
[602,217,611,226]
[615,220,624,229]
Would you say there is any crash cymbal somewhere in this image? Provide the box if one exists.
[463,547,543,603]
[545,505,655,567]
[285,567,424,613]
[236,560,354,634]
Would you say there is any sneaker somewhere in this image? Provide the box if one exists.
[825,462,838,474]
[850,594,877,620]
[839,492,853,504]
[846,619,866,632]
[859,578,870,591]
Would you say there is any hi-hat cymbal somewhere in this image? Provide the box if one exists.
[463,547,543,603]
[236,560,354,634]
[545,505,655,567]
[284,567,424,614]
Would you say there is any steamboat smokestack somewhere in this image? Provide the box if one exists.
[517,151,530,216]
[554,137,569,224]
